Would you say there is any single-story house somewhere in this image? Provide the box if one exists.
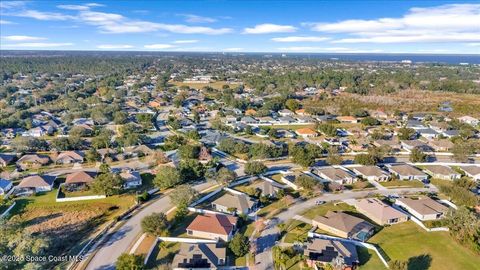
[16,154,51,169]
[314,167,357,185]
[65,171,97,186]
[186,213,238,241]
[458,116,479,127]
[172,243,226,270]
[278,109,294,116]
[119,170,142,188]
[400,140,433,152]
[312,211,375,241]
[355,198,408,225]
[394,197,449,221]
[0,178,13,195]
[428,139,454,152]
[422,165,461,181]
[295,128,318,138]
[251,181,283,198]
[304,238,359,270]
[459,166,480,181]
[17,175,56,193]
[212,192,257,215]
[0,153,16,167]
[351,166,390,182]
[124,144,156,156]
[55,151,84,164]
[387,164,428,181]
[372,139,401,152]
[337,116,358,124]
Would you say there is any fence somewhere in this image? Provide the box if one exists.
[158,237,218,244]
[56,183,106,202]
[0,202,16,219]
[391,204,449,232]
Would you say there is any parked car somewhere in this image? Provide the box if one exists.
[315,200,326,205]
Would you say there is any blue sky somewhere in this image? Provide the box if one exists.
[1,1,479,53]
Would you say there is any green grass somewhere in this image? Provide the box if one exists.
[357,247,387,270]
[365,221,480,270]
[257,199,287,218]
[62,188,99,198]
[147,241,180,268]
[301,202,356,219]
[380,180,424,188]
[283,220,312,243]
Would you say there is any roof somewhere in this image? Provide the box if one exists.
[18,175,56,188]
[17,154,50,164]
[337,116,357,121]
[0,154,15,164]
[423,165,458,176]
[460,166,480,176]
[396,197,448,216]
[0,178,12,189]
[296,128,317,135]
[212,193,256,212]
[65,171,97,184]
[316,167,354,181]
[388,164,427,177]
[252,181,281,196]
[56,151,84,161]
[119,170,141,183]
[313,211,374,235]
[186,213,237,235]
[304,239,358,266]
[172,243,226,268]
[355,198,408,221]
[353,166,390,178]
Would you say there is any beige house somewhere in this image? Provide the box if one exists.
[16,154,51,169]
[186,213,238,241]
[304,239,359,269]
[314,166,357,185]
[55,151,84,164]
[355,198,408,225]
[422,165,461,181]
[172,243,226,270]
[312,211,375,241]
[460,166,480,181]
[211,192,257,215]
[387,164,428,181]
[395,197,449,221]
[352,166,390,182]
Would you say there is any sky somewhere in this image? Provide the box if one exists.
[0,1,479,54]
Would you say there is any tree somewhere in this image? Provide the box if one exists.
[116,253,144,270]
[317,123,337,137]
[354,153,377,165]
[154,166,181,189]
[452,140,475,162]
[229,234,249,257]
[326,146,342,165]
[141,212,169,236]
[409,147,427,162]
[179,159,205,180]
[295,175,318,190]
[398,127,416,140]
[92,173,123,196]
[389,260,408,270]
[444,206,480,253]
[178,144,200,159]
[113,111,128,124]
[92,128,114,149]
[285,99,300,111]
[85,148,101,162]
[169,184,198,208]
[215,167,237,184]
[245,161,267,175]
[360,116,380,126]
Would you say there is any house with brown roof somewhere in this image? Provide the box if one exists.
[314,167,357,185]
[386,164,428,181]
[186,213,238,241]
[55,151,84,164]
[460,166,480,181]
[211,192,257,215]
[172,242,226,270]
[312,211,375,241]
[304,238,359,269]
[354,198,408,225]
[65,171,97,187]
[16,154,51,169]
[251,181,283,198]
[394,197,449,221]
[124,144,156,157]
[17,175,56,194]
[119,169,142,189]
[337,116,358,123]
[198,146,213,163]
[295,127,318,138]
[428,139,454,152]
[372,139,401,152]
[351,166,390,182]
[422,165,461,181]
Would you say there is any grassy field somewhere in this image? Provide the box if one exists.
[283,220,312,243]
[301,202,356,219]
[357,247,388,270]
[365,221,480,270]
[380,180,424,188]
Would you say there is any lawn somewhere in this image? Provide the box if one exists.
[380,180,424,188]
[257,199,288,218]
[357,247,387,270]
[283,220,312,243]
[365,221,480,270]
[62,188,100,198]
[301,202,356,219]
[147,241,180,268]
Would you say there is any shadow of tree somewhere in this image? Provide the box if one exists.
[408,254,432,270]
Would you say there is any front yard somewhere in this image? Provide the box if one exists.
[379,180,424,188]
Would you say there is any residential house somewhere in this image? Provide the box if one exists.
[422,165,461,181]
[16,154,51,170]
[252,181,282,198]
[172,243,226,270]
[17,175,56,194]
[372,139,401,152]
[278,109,294,116]
[337,116,358,124]
[460,166,480,180]
[416,128,439,140]
[428,139,454,152]
[0,178,13,195]
[406,119,426,130]
[355,198,408,225]
[55,151,84,164]
[65,171,97,188]
[312,211,375,241]
[119,169,142,188]
[400,140,433,152]
[211,192,257,215]
[124,144,156,157]
[387,164,428,181]
[352,166,390,182]
[304,239,359,270]
[395,197,448,221]
[458,116,479,127]
[0,154,16,167]
[295,128,318,138]
[314,167,357,185]
[186,213,238,241]
[198,146,213,163]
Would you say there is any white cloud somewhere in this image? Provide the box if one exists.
[57,5,90,11]
[0,1,25,9]
[243,23,297,34]
[223,47,244,51]
[144,44,175,49]
[1,42,74,48]
[277,46,383,53]
[1,35,46,41]
[97,44,134,49]
[271,36,330,42]
[180,14,217,23]
[305,4,480,44]
[15,10,75,20]
[173,40,199,44]
[0,20,15,25]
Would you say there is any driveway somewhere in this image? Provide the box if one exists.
[83,181,215,270]
[254,219,280,270]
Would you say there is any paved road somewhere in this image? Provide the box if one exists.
[83,181,215,270]
[254,219,279,270]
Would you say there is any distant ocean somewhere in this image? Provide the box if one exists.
[288,53,480,64]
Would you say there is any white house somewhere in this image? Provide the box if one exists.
[458,116,479,127]
[395,197,449,221]
[387,164,428,181]
[351,166,390,182]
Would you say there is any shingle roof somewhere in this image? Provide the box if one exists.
[396,197,448,216]
[388,164,427,177]
[18,175,55,188]
[313,211,374,235]
[356,198,407,221]
[305,239,358,266]
[212,193,255,213]
[65,171,97,184]
[172,243,226,268]
[186,213,237,235]
[353,166,389,177]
